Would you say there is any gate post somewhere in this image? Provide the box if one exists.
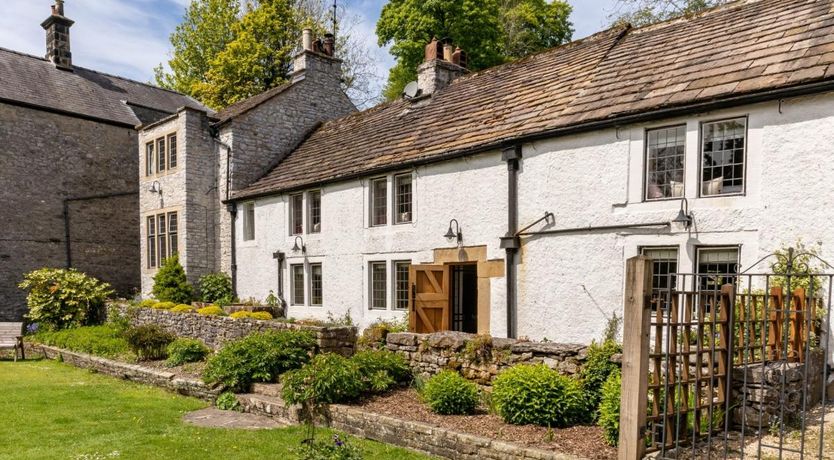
[619,256,653,460]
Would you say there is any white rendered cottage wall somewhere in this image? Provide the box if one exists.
[517,91,834,350]
[235,151,509,331]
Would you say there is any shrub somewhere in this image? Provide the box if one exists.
[204,330,316,392]
[351,349,411,393]
[357,319,407,349]
[215,391,240,411]
[598,369,621,446]
[198,272,234,304]
[166,338,210,367]
[139,299,158,309]
[19,268,113,331]
[106,304,133,333]
[124,325,176,360]
[421,370,479,415]
[29,325,130,360]
[492,364,588,427]
[171,304,195,313]
[580,339,622,416]
[282,353,365,405]
[229,311,273,320]
[197,305,226,316]
[295,435,363,460]
[151,254,193,304]
[152,301,176,310]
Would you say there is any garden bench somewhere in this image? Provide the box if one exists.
[0,322,24,361]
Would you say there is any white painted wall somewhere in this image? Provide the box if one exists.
[237,91,834,361]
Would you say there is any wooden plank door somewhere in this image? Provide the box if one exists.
[409,264,450,333]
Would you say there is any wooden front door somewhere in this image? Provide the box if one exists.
[409,264,450,333]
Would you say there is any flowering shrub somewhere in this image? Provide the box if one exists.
[229,311,273,320]
[139,299,158,309]
[19,268,113,331]
[152,301,176,310]
[197,305,226,316]
[171,304,195,313]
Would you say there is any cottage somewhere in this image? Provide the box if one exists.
[140,0,834,348]
[0,1,207,321]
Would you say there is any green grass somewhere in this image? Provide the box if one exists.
[29,325,134,361]
[0,360,430,460]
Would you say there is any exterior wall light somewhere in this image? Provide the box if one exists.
[291,236,306,254]
[673,197,693,230]
[148,181,161,195]
[444,219,463,245]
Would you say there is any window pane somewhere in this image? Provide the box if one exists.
[147,216,156,268]
[371,179,387,226]
[243,203,255,241]
[157,138,166,172]
[291,264,305,305]
[310,264,323,306]
[370,262,387,310]
[701,118,746,196]
[697,248,739,291]
[394,261,410,310]
[168,212,178,256]
[642,247,678,310]
[645,125,685,200]
[168,134,177,169]
[157,214,167,262]
[308,191,321,233]
[394,175,412,223]
[145,143,154,176]
[290,194,303,235]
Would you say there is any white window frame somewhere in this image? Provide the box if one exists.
[309,263,323,306]
[393,174,413,224]
[369,177,388,227]
[392,260,411,310]
[644,125,686,202]
[307,190,321,234]
[290,263,305,306]
[289,193,303,236]
[369,261,388,310]
[699,117,748,198]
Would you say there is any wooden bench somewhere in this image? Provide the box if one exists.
[0,322,24,361]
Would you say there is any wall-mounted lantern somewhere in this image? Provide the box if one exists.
[148,181,161,195]
[444,219,463,245]
[673,197,693,230]
[291,236,306,254]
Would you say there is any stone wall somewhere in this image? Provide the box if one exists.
[0,103,141,321]
[26,343,221,401]
[385,331,601,384]
[731,350,826,429]
[113,303,356,355]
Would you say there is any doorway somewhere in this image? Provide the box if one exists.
[450,264,478,333]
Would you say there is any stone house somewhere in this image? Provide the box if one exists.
[0,1,207,321]
[144,0,834,350]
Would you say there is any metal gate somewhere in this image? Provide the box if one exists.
[621,249,832,459]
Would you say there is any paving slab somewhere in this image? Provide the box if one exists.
[183,407,286,429]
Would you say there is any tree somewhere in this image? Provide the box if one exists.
[152,254,194,304]
[609,0,730,27]
[500,0,573,59]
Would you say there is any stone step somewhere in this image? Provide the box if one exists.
[251,382,283,397]
[236,392,299,423]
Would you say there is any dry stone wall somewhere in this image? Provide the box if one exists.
[385,331,602,384]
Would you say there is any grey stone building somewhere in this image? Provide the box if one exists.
[0,1,206,320]
[137,31,355,296]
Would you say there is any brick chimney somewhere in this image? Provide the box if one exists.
[417,38,467,96]
[41,0,74,70]
[292,29,341,86]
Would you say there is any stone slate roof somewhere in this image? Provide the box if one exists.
[0,47,207,127]
[236,0,834,199]
[214,81,294,125]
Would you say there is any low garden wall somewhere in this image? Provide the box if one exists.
[385,331,614,384]
[25,343,222,401]
[110,303,356,355]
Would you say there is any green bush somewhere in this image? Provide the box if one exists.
[166,337,210,367]
[171,304,195,313]
[282,353,365,405]
[204,330,316,392]
[351,350,411,393]
[598,369,621,446]
[29,325,131,360]
[229,311,273,320]
[151,254,193,304]
[139,299,158,309]
[421,370,479,415]
[197,305,226,316]
[357,319,407,349]
[580,339,622,416]
[19,268,113,331]
[198,272,234,304]
[294,434,363,460]
[124,325,176,361]
[215,391,240,411]
[152,301,176,310]
[492,364,588,427]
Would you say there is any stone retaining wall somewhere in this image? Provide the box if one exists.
[25,343,221,401]
[385,331,610,385]
[111,303,356,355]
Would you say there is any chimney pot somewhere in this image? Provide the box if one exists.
[443,43,454,61]
[452,47,467,68]
[424,37,442,62]
[322,33,335,57]
[302,29,313,51]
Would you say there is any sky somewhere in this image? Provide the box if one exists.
[0,0,622,97]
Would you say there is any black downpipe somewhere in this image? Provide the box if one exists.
[63,191,138,268]
[272,251,287,307]
[502,145,522,339]
[227,203,238,297]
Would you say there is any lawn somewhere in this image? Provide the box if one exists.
[0,360,431,460]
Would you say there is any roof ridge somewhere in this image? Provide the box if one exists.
[626,0,757,34]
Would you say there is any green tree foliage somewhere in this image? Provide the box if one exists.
[152,254,194,304]
[19,268,113,331]
[579,339,622,417]
[610,0,730,27]
[597,369,622,446]
[198,272,234,304]
[376,0,572,100]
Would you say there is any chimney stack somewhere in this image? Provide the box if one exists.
[417,38,467,96]
[293,28,341,86]
[41,0,74,70]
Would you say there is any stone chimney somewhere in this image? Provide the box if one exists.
[41,0,74,70]
[292,28,341,86]
[417,38,467,96]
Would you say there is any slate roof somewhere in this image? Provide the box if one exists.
[214,81,294,125]
[0,47,208,127]
[236,0,834,199]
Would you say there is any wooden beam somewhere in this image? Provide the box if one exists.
[619,256,653,460]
